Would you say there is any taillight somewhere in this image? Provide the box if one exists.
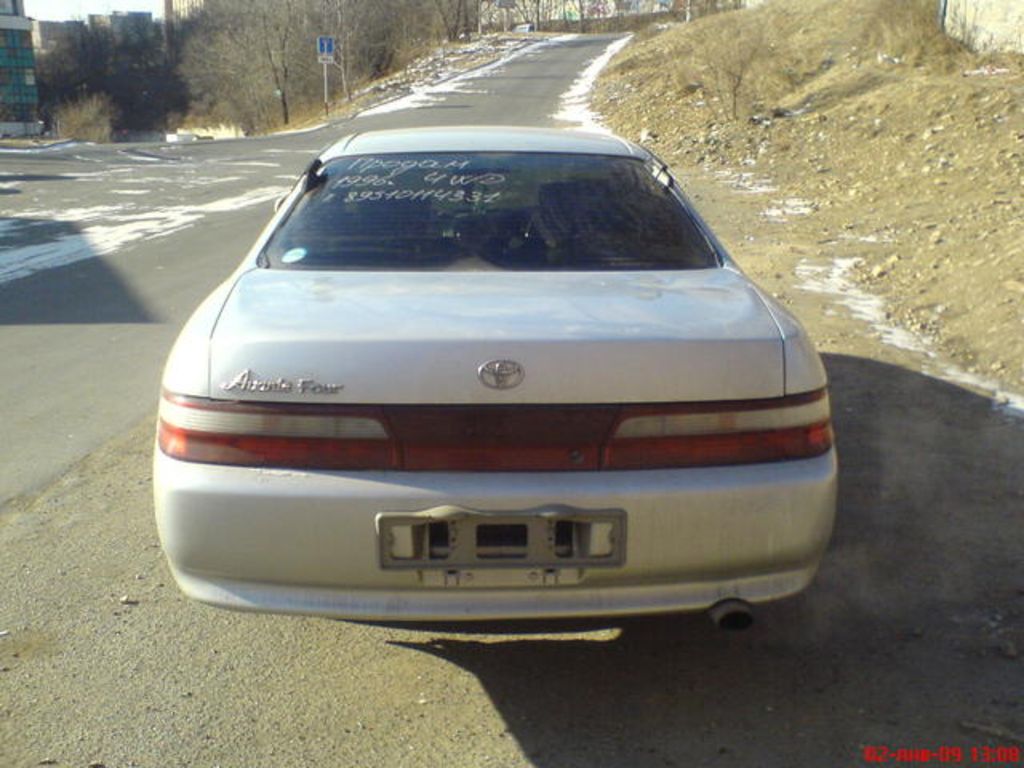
[603,389,832,470]
[158,393,397,470]
[158,390,832,471]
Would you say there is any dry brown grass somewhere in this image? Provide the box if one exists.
[55,94,116,143]
[613,0,973,123]
[594,0,1024,390]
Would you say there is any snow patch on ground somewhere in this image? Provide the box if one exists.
[117,150,164,162]
[711,170,778,194]
[796,257,1024,418]
[358,90,429,116]
[223,161,281,168]
[830,233,896,245]
[797,257,931,355]
[552,35,633,132]
[0,186,286,285]
[939,367,1024,418]
[270,123,327,137]
[762,198,816,221]
[0,140,84,154]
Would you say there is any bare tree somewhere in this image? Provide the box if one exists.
[432,0,472,41]
[256,0,298,125]
[182,0,321,131]
[571,0,587,31]
[181,0,464,133]
[508,0,541,27]
[322,0,353,100]
[682,16,768,120]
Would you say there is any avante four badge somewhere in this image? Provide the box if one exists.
[477,359,525,390]
[220,369,343,395]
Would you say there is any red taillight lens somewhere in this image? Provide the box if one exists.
[603,389,833,470]
[603,422,833,470]
[158,394,397,470]
[158,390,832,472]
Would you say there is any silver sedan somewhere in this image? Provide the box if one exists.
[154,126,836,626]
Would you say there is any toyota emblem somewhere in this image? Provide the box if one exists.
[477,359,525,390]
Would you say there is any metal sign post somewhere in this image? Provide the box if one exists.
[317,36,335,118]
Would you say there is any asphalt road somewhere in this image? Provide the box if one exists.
[0,33,619,506]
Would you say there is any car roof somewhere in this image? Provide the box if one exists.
[319,126,645,162]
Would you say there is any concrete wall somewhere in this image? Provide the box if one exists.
[942,0,1024,52]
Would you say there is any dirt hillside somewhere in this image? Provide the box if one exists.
[594,0,1024,399]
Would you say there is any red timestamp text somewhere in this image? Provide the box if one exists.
[862,746,1023,764]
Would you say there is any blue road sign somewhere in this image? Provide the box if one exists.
[317,36,335,56]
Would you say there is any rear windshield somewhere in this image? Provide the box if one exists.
[262,152,719,271]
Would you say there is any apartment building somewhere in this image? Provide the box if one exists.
[165,0,205,23]
[31,19,86,54]
[0,0,39,136]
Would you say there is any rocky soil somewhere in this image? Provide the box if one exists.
[594,0,1024,401]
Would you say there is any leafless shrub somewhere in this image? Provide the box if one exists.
[55,94,115,142]
[678,17,773,121]
[432,0,473,41]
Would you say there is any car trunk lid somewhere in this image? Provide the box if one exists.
[207,268,784,404]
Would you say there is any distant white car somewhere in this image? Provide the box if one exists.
[154,126,836,626]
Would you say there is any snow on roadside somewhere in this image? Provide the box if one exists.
[271,122,327,137]
[552,34,633,132]
[796,257,1024,418]
[761,198,816,221]
[796,258,932,355]
[712,170,777,195]
[0,140,84,154]
[0,186,287,285]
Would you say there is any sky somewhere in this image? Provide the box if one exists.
[23,0,164,21]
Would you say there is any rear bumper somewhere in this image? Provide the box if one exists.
[154,449,837,621]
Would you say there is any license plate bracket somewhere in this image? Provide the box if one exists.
[376,505,626,571]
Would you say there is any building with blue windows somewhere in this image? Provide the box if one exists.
[1,0,39,136]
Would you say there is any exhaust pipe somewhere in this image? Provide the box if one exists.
[708,599,754,631]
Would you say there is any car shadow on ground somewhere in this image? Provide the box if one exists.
[0,217,155,324]
[391,354,1024,767]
